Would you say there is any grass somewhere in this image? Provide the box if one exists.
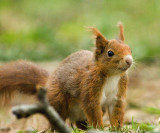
[0,0,160,62]
[144,107,160,115]
[73,120,160,133]
[131,117,156,133]
[16,118,160,133]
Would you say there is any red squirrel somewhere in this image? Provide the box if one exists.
[0,23,132,129]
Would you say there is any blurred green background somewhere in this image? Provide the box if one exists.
[0,0,160,62]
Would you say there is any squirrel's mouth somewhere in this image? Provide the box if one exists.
[118,60,132,71]
[118,65,131,71]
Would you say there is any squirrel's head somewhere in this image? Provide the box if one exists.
[89,23,132,75]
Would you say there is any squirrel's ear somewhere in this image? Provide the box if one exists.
[87,27,109,60]
[118,22,125,42]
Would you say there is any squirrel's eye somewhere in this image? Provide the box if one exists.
[108,51,114,57]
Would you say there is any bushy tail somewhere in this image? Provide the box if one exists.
[0,60,49,106]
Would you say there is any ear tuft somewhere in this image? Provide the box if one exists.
[118,22,125,42]
[86,27,108,60]
[86,27,107,41]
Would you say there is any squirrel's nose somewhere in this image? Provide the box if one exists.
[125,55,133,66]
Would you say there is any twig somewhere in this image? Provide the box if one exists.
[12,88,70,133]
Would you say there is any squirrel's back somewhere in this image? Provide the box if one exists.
[0,60,49,105]
[48,50,93,97]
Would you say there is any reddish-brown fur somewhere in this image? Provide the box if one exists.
[0,23,132,129]
[0,60,49,105]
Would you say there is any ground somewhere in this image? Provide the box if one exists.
[0,62,160,133]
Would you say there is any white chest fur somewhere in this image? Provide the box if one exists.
[101,75,121,109]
